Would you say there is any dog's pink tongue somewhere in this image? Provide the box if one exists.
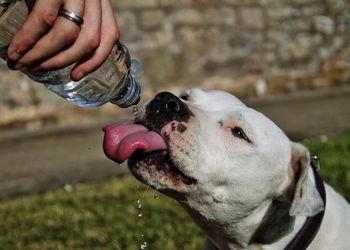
[103,124,167,164]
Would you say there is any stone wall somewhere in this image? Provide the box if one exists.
[0,0,349,131]
[116,0,350,96]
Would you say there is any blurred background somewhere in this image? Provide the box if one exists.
[1,0,349,131]
[0,0,349,249]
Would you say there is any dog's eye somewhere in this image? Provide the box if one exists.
[231,127,250,142]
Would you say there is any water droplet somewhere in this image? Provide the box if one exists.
[140,241,148,249]
[138,212,142,217]
[132,106,140,116]
[138,204,142,209]
[153,194,159,200]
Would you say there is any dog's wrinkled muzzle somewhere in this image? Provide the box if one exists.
[103,92,193,164]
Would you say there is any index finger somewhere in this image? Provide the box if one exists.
[7,0,62,62]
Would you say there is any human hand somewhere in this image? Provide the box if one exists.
[7,0,120,81]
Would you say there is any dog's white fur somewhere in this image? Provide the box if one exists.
[136,89,350,250]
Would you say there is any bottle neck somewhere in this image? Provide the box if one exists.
[111,75,141,108]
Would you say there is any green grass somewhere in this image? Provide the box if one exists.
[0,178,203,250]
[306,135,350,201]
[0,135,349,250]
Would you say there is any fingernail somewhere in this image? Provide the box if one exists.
[8,49,22,61]
[73,71,84,81]
[7,60,16,70]
[7,60,23,70]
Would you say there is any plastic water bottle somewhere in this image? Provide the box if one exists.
[0,0,141,108]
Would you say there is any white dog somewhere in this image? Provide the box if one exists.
[103,89,350,250]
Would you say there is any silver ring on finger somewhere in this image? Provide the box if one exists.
[58,8,84,27]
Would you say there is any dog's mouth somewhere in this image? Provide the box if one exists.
[128,150,197,186]
[103,124,197,189]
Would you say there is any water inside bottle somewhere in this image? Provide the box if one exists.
[47,81,107,107]
[39,43,141,108]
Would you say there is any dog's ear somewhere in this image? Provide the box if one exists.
[288,142,324,217]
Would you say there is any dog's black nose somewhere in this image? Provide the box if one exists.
[148,92,188,117]
[145,92,192,129]
[154,92,184,113]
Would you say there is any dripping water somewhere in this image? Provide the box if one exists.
[153,190,159,200]
[132,105,140,116]
[130,58,143,119]
[140,233,148,250]
[136,184,150,249]
[135,185,161,249]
